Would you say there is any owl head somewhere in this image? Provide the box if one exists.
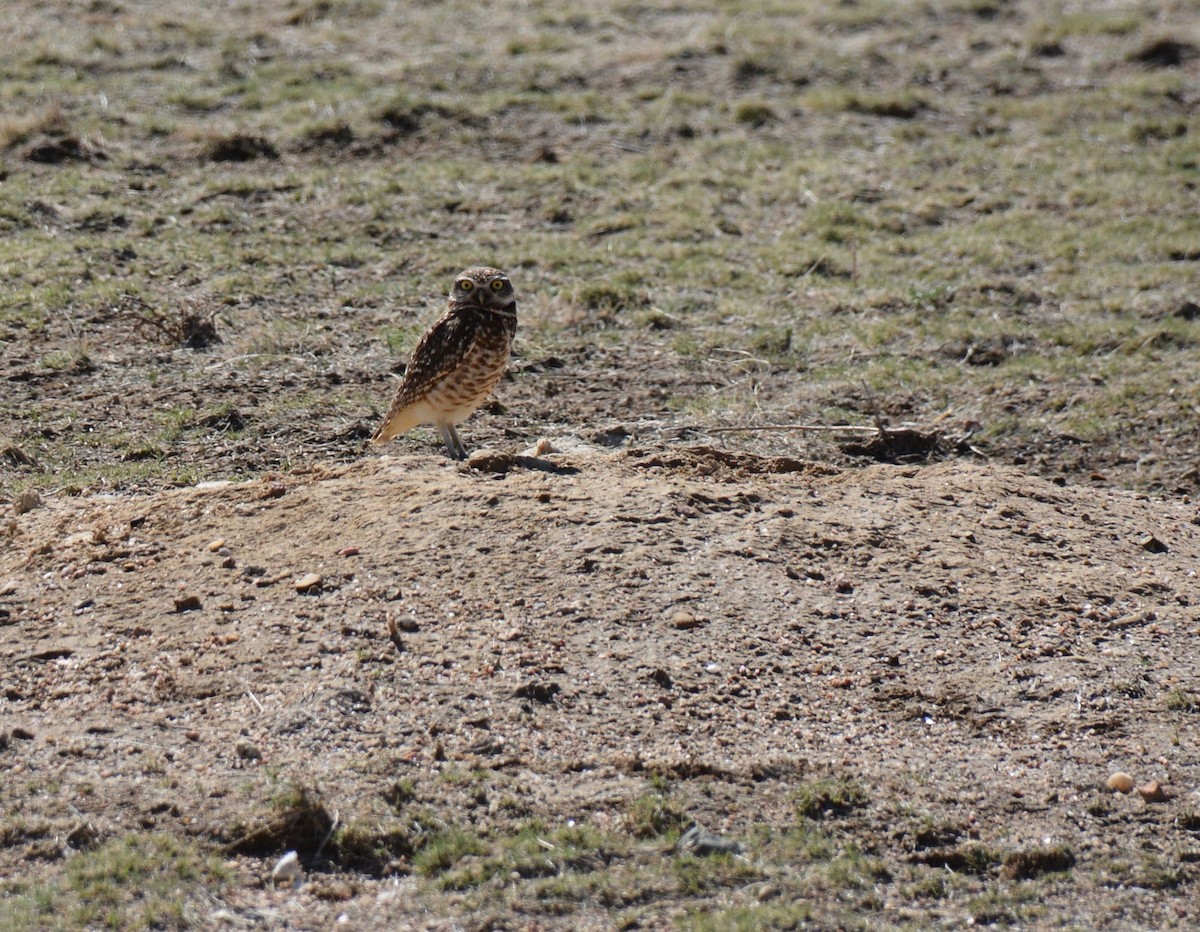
[450,267,515,311]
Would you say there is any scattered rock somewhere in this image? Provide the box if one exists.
[1139,534,1168,553]
[12,489,41,516]
[1106,772,1135,793]
[0,579,16,596]
[1138,780,1169,803]
[592,425,629,447]
[173,594,203,613]
[272,850,302,886]
[207,538,226,552]
[514,681,560,704]
[26,647,72,662]
[533,437,556,456]
[295,573,323,593]
[11,727,35,741]
[669,609,704,630]
[677,824,743,857]
[467,449,515,473]
[235,740,263,762]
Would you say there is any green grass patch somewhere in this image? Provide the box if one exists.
[0,834,228,931]
[0,0,1197,495]
[682,900,815,931]
[792,777,869,820]
[412,826,488,877]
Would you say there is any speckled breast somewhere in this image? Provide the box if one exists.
[427,310,515,419]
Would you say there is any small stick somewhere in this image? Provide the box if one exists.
[313,809,340,861]
[705,424,883,434]
[86,735,176,753]
[246,690,265,714]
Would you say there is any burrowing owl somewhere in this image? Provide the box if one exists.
[370,267,517,459]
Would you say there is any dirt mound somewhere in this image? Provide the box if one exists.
[2,449,1198,927]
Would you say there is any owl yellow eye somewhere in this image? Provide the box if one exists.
[458,280,474,292]
[490,279,507,291]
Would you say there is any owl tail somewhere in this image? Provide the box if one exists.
[370,403,425,445]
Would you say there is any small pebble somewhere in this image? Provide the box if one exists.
[1139,534,1168,554]
[272,850,302,885]
[207,539,226,552]
[670,610,703,630]
[533,437,556,456]
[676,824,743,856]
[340,547,360,557]
[13,489,41,516]
[467,449,515,473]
[1137,780,1169,803]
[173,595,202,613]
[1106,771,1135,793]
[295,573,322,593]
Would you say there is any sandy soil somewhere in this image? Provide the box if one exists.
[3,444,1199,927]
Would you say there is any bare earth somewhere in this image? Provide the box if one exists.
[1,0,1199,923]
[3,445,1199,927]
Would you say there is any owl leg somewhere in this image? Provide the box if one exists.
[437,424,468,460]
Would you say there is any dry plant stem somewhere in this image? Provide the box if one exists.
[706,424,887,434]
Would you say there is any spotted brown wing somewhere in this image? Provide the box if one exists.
[371,309,480,441]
